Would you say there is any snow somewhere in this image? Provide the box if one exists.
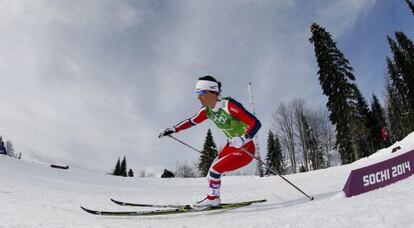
[1,135,414,227]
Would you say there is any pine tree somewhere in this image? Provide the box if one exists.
[406,0,414,15]
[354,89,376,157]
[265,130,285,175]
[386,32,414,140]
[394,32,414,111]
[198,129,218,176]
[388,33,414,104]
[309,23,369,164]
[113,158,121,176]
[274,134,285,174]
[121,156,127,177]
[265,130,276,174]
[128,169,134,177]
[386,59,408,141]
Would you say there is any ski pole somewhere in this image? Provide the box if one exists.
[240,147,314,201]
[168,135,215,159]
[168,135,314,201]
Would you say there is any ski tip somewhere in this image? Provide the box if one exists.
[80,206,100,215]
[110,198,124,205]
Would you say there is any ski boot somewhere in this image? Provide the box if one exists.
[192,195,221,210]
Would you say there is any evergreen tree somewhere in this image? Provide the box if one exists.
[394,32,414,112]
[406,0,414,15]
[265,131,276,174]
[113,158,121,176]
[128,169,134,177]
[198,129,218,176]
[274,134,285,174]
[309,23,370,164]
[121,156,127,177]
[265,131,285,175]
[388,33,414,105]
[354,89,376,157]
[386,32,414,140]
[370,94,387,149]
[386,59,408,141]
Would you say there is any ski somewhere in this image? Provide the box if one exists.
[81,206,187,216]
[81,199,266,216]
[110,198,265,209]
[110,198,192,209]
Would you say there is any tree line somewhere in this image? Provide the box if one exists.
[299,0,414,169]
[112,156,134,177]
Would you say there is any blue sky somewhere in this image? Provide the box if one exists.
[0,0,412,173]
[339,0,413,103]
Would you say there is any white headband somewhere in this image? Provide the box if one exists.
[195,80,220,93]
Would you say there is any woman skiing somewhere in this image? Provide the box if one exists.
[159,75,261,209]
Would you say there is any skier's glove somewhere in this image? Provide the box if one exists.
[228,135,247,149]
[158,127,176,138]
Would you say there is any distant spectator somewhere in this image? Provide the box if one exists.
[380,127,391,147]
[380,127,388,141]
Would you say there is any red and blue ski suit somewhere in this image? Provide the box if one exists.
[173,97,261,198]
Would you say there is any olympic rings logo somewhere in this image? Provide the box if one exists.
[210,112,228,124]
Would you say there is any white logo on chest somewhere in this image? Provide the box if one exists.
[211,112,228,124]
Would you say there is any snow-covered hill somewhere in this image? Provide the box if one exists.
[1,134,414,228]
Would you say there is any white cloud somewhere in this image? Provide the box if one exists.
[314,0,377,37]
[0,0,378,172]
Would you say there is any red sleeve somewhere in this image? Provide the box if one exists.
[227,99,261,138]
[174,107,208,133]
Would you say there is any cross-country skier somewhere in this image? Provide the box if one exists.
[159,75,261,210]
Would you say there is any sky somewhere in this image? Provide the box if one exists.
[0,0,412,173]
